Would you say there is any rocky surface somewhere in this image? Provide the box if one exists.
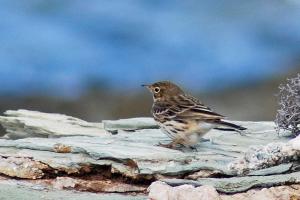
[0,156,48,179]
[149,181,300,200]
[163,171,300,193]
[229,135,300,175]
[220,185,300,200]
[148,181,220,200]
[0,178,147,200]
[0,110,105,139]
[0,109,299,199]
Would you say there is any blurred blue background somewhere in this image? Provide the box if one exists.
[0,0,299,121]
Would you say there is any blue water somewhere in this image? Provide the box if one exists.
[0,0,300,96]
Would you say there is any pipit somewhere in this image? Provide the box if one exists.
[142,81,246,149]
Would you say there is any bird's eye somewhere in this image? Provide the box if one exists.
[154,87,160,93]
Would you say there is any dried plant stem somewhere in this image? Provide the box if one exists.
[275,73,300,137]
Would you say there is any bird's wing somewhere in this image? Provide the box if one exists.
[152,102,176,119]
[169,94,225,120]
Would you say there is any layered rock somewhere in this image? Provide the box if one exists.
[0,109,298,199]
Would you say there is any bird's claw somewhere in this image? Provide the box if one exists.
[188,145,198,152]
[237,130,249,136]
[157,142,177,149]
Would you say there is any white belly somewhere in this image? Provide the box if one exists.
[197,122,216,135]
[157,120,216,146]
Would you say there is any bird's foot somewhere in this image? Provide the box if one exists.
[157,142,198,152]
[199,138,210,142]
[187,145,198,152]
[237,130,249,136]
[157,142,177,149]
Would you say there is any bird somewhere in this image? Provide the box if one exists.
[142,81,246,149]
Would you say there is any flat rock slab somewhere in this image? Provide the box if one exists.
[0,179,146,200]
[163,171,300,193]
[0,109,297,195]
[103,117,158,132]
[0,110,105,139]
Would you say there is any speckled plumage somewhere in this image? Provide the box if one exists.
[143,81,246,148]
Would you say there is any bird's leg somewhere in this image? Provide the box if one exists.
[157,139,199,152]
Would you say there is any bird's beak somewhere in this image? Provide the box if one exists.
[141,84,149,88]
[141,84,152,91]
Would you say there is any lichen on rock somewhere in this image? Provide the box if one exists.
[228,135,300,175]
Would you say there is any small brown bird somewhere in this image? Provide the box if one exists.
[142,81,246,149]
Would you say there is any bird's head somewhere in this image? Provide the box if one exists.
[142,81,184,102]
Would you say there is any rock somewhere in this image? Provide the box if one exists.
[229,135,300,175]
[0,110,292,179]
[0,109,105,139]
[148,181,300,200]
[0,147,99,176]
[0,109,298,197]
[53,177,76,189]
[53,177,146,193]
[148,181,220,200]
[163,171,300,193]
[0,156,49,179]
[53,143,72,153]
[186,170,221,179]
[220,185,300,200]
[0,178,147,200]
[247,163,293,176]
[103,117,158,133]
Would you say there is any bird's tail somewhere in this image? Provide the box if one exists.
[214,120,246,132]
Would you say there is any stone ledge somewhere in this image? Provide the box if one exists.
[0,109,298,199]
